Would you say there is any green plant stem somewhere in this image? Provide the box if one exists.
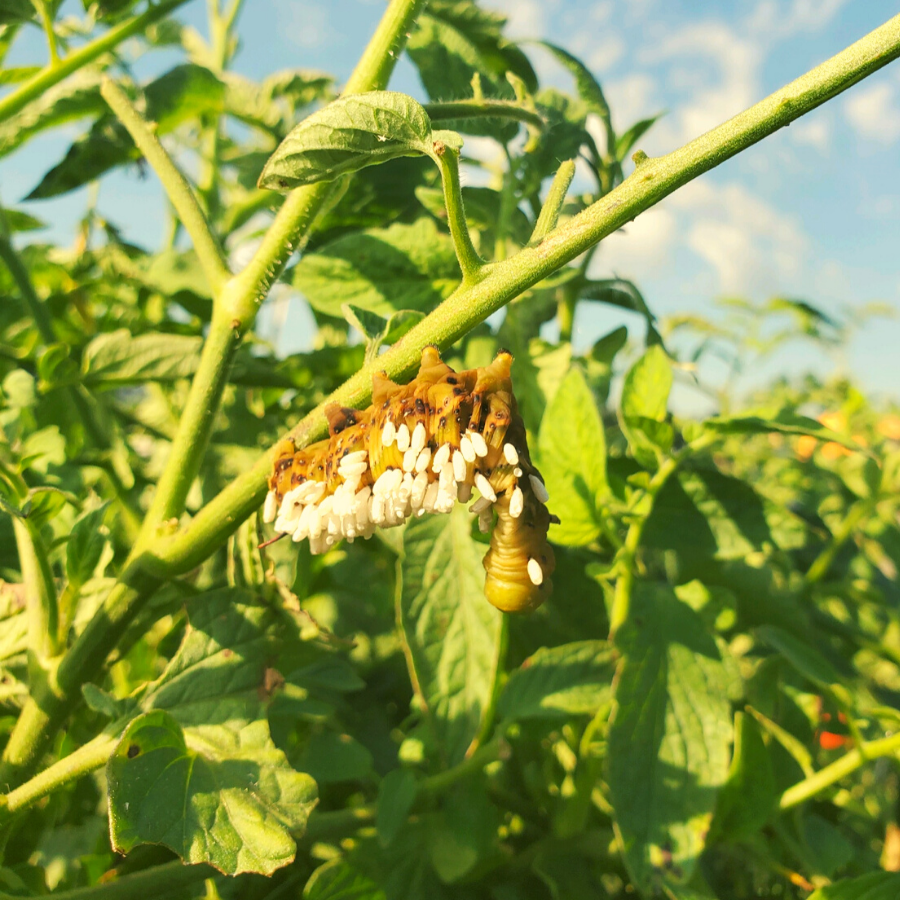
[0,0,191,125]
[100,79,230,299]
[778,731,900,810]
[0,232,56,343]
[424,99,544,129]
[434,142,485,281]
[0,733,117,823]
[608,456,677,640]
[12,517,59,661]
[530,159,576,243]
[804,496,875,585]
[0,861,215,900]
[36,0,60,65]
[0,0,428,792]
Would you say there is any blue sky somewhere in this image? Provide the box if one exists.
[4,0,900,411]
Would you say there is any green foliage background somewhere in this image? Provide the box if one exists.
[1,1,900,898]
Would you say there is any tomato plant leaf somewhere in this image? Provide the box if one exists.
[294,219,459,318]
[258,91,434,191]
[620,345,673,468]
[608,583,735,894]
[304,858,387,900]
[808,873,900,899]
[107,709,317,876]
[377,768,417,848]
[82,329,202,386]
[538,366,609,546]
[65,502,109,589]
[498,640,615,721]
[397,504,503,766]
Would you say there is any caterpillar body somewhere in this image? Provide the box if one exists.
[263,347,556,613]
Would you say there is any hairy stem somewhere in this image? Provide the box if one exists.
[779,731,900,810]
[12,517,59,661]
[434,141,485,281]
[424,99,544,129]
[100,79,230,299]
[0,0,191,125]
[530,159,576,243]
[0,733,117,823]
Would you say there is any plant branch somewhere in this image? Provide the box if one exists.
[12,517,59,661]
[0,0,191,125]
[778,731,900,810]
[433,141,485,281]
[100,78,230,299]
[0,732,117,824]
[424,99,544,129]
[0,230,56,344]
[530,159,576,243]
[0,861,215,900]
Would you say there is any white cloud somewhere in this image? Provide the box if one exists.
[273,0,332,48]
[605,73,658,138]
[591,207,678,280]
[671,180,808,295]
[844,81,900,144]
[746,0,848,40]
[644,23,761,143]
[790,114,831,151]
[483,0,550,38]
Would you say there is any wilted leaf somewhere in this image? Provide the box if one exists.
[259,91,434,191]
[498,641,614,721]
[397,504,503,765]
[538,366,608,546]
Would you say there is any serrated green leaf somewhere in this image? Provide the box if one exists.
[704,411,862,451]
[304,859,387,900]
[294,219,459,318]
[808,873,900,899]
[107,709,317,876]
[538,366,608,546]
[107,591,318,876]
[397,504,503,765]
[27,65,225,199]
[259,91,434,191]
[298,730,374,784]
[498,641,614,721]
[608,583,734,894]
[377,768,417,848]
[82,329,202,386]
[427,782,499,883]
[712,711,775,840]
[757,625,844,692]
[581,278,655,323]
[66,503,109,589]
[620,345,672,468]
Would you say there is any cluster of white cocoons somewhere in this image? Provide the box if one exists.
[263,425,549,585]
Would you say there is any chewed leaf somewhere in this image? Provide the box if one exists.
[259,91,434,191]
[108,709,317,876]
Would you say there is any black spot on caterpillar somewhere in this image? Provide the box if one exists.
[264,347,556,613]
